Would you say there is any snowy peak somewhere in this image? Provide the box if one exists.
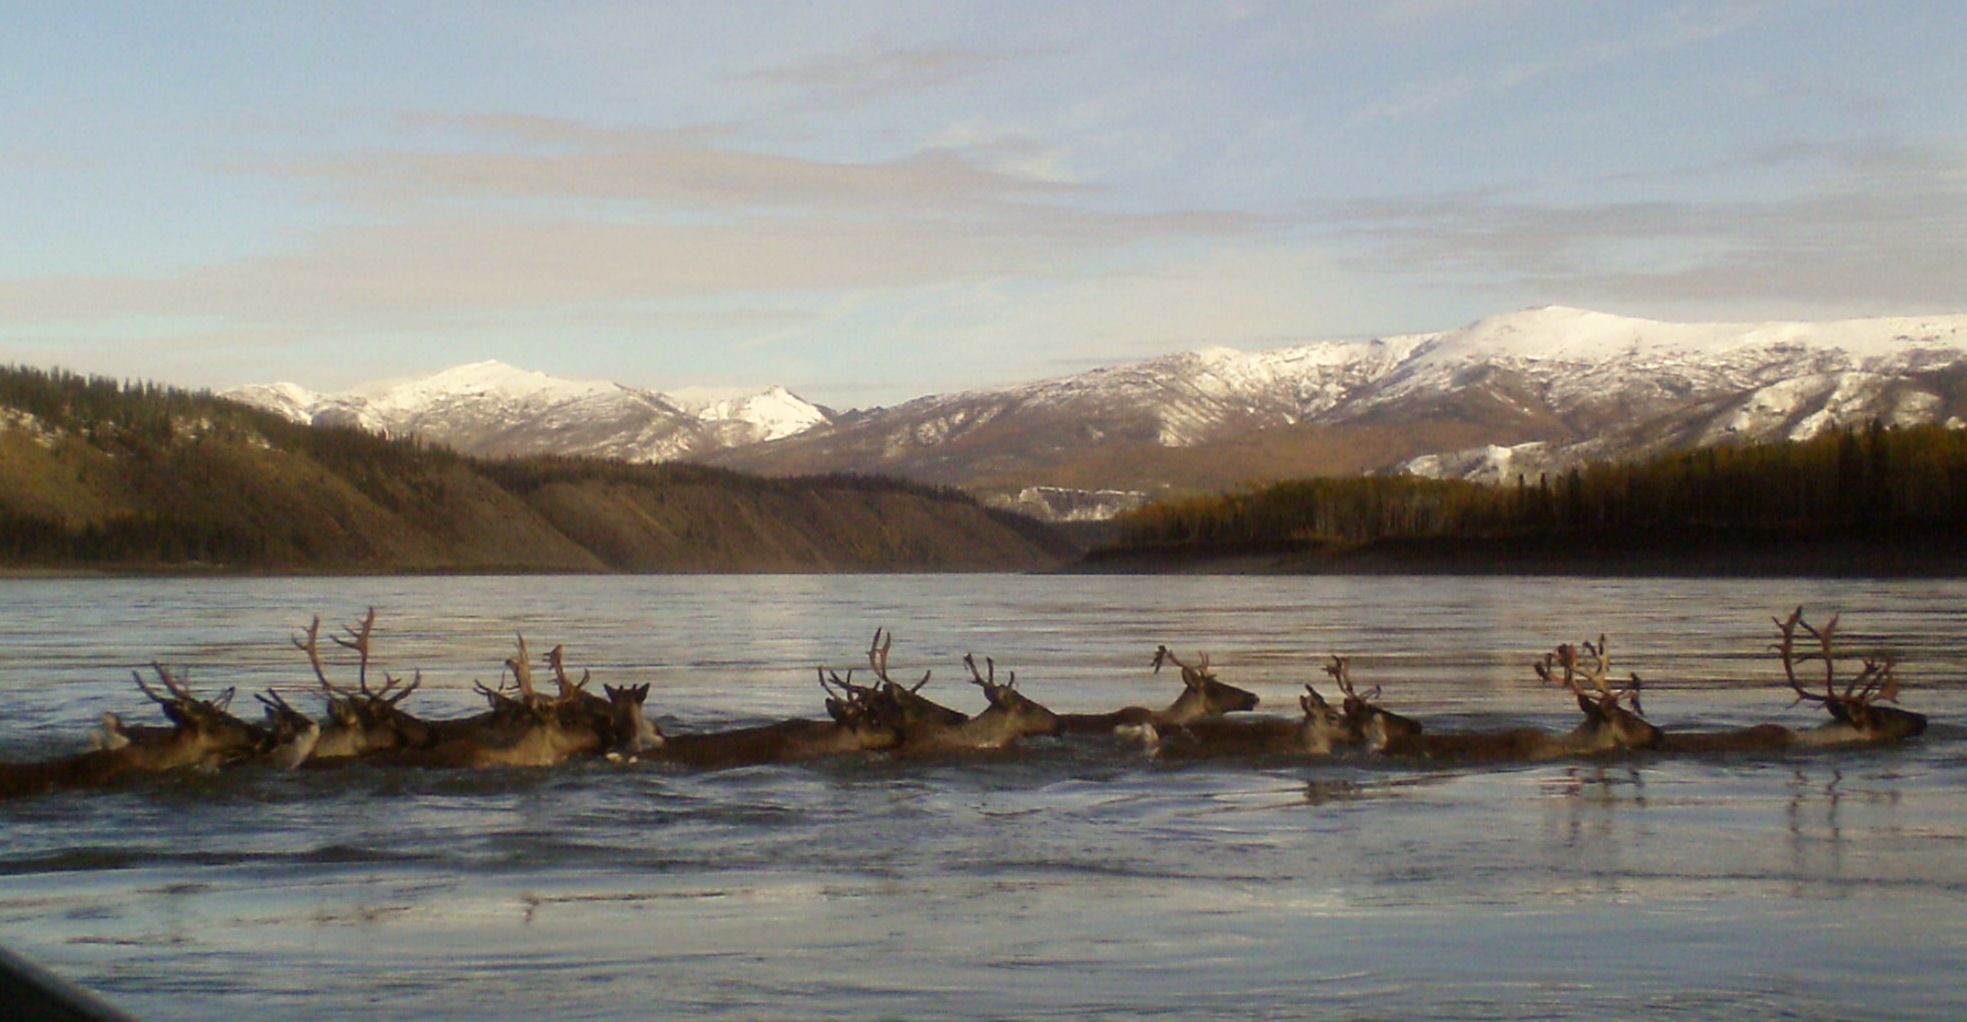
[224,382,323,424]
[359,360,626,412]
[664,384,828,441]
[709,305,1967,512]
[224,363,830,462]
[1421,306,1967,365]
[222,307,1967,520]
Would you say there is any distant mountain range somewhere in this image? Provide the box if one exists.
[227,361,831,463]
[228,307,1967,520]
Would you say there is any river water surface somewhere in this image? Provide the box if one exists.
[2,574,1964,1020]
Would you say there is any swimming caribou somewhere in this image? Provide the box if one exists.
[1658,608,1928,754]
[1057,645,1261,736]
[0,609,1932,798]
[1,665,317,798]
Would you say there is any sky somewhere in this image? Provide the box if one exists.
[3,1,1964,407]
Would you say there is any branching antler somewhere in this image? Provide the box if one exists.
[292,617,334,692]
[1536,635,1643,715]
[1152,645,1212,685]
[818,665,887,725]
[328,607,376,693]
[131,664,235,727]
[1773,607,1901,708]
[963,653,1015,691]
[295,609,394,705]
[1325,655,1380,704]
[868,628,932,692]
[546,644,593,700]
[376,669,421,706]
[504,635,537,702]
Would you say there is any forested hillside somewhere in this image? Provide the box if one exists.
[1091,421,1967,574]
[0,367,1074,573]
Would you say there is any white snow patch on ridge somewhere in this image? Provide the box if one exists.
[224,361,830,461]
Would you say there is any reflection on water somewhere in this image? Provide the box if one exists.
[1,574,1965,1021]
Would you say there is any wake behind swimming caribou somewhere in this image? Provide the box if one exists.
[0,609,1931,798]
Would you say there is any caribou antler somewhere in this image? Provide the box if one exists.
[818,666,886,724]
[376,669,422,706]
[1536,636,1643,715]
[292,617,336,692]
[1773,607,1901,709]
[328,607,376,693]
[1152,645,1212,682]
[255,688,307,726]
[1325,655,1380,704]
[504,635,537,701]
[545,644,592,700]
[868,628,932,692]
[131,664,235,726]
[963,653,1015,690]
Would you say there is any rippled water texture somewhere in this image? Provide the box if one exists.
[3,575,1965,1020]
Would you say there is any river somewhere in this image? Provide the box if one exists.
[2,574,1964,1020]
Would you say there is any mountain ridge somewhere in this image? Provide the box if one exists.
[1,366,1073,573]
[224,307,1967,518]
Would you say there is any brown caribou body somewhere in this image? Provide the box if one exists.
[1147,680,1354,759]
[888,654,1063,757]
[1058,646,1260,736]
[1658,609,1926,754]
[1,666,318,799]
[368,637,654,769]
[1367,639,1661,762]
[641,664,902,768]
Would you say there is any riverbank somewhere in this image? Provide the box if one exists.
[1069,526,1967,577]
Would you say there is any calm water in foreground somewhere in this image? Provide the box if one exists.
[2,574,1965,1021]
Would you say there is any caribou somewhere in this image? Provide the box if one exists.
[2,610,1933,798]
[640,669,901,768]
[1,665,317,798]
[1659,608,1927,754]
[887,653,1063,756]
[1057,645,1261,736]
[374,636,655,769]
[1362,638,1661,762]
[1144,679,1355,758]
[1327,655,1424,751]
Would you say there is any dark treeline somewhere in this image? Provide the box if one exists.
[482,451,979,505]
[1108,421,1967,552]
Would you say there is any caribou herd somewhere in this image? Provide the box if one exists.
[0,608,1931,799]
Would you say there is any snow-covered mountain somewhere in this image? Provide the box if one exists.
[710,306,1967,503]
[225,308,1967,519]
[226,361,829,463]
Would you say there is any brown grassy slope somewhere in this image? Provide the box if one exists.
[522,481,1071,571]
[0,405,1071,573]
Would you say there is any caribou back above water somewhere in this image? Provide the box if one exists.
[1370,638,1660,762]
[1327,655,1424,751]
[1143,681,1353,758]
[2,666,313,799]
[890,654,1062,756]
[1659,608,1927,754]
[1058,645,1260,735]
[642,668,901,768]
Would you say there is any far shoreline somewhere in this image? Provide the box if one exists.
[1061,528,1967,578]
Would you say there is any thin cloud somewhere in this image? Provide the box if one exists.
[0,107,1265,333]
[1324,140,1967,309]
[257,114,1086,215]
[1355,2,1770,122]
[738,43,1047,106]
